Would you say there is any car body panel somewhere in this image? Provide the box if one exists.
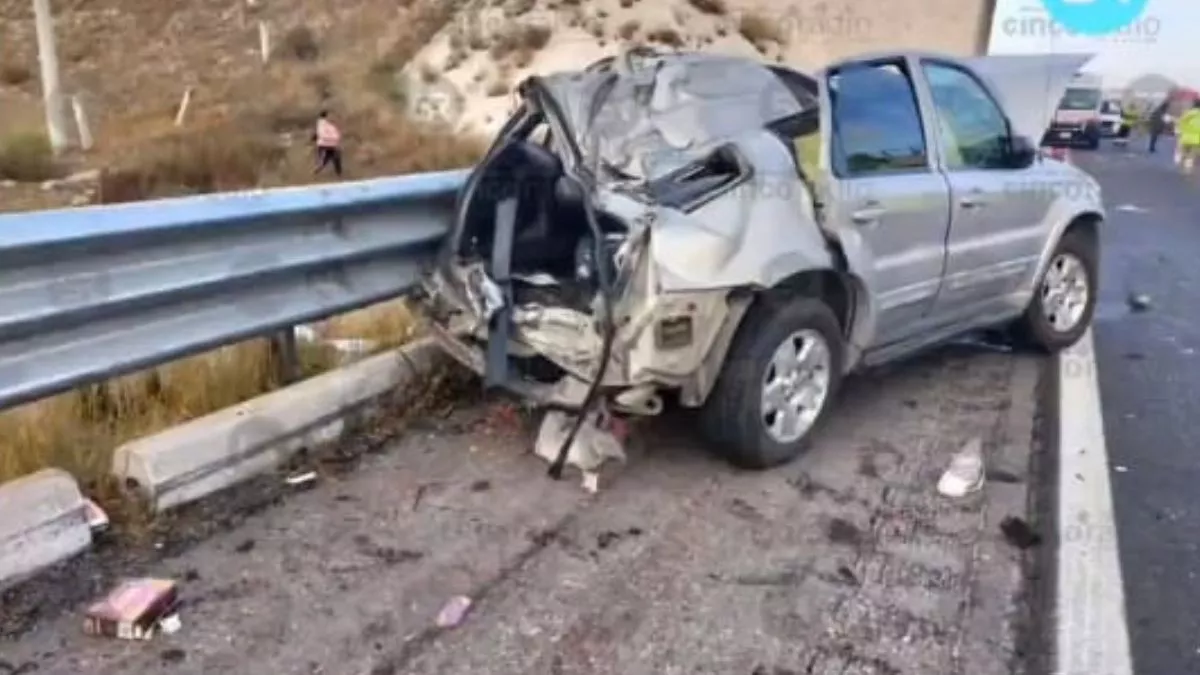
[416,47,1104,414]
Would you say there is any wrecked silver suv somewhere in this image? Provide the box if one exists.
[416,48,1104,489]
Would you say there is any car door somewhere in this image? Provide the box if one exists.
[915,59,1053,320]
[822,59,953,347]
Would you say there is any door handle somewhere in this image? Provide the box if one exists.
[959,189,987,209]
[851,203,886,224]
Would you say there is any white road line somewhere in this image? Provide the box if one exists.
[1056,328,1134,675]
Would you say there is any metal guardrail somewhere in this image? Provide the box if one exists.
[0,169,471,412]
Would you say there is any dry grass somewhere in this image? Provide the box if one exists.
[0,296,426,490]
[0,339,336,487]
[281,24,322,61]
[646,27,684,48]
[0,131,60,182]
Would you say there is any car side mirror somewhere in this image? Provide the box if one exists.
[1006,135,1038,169]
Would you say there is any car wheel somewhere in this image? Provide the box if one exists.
[699,296,844,470]
[1013,228,1098,352]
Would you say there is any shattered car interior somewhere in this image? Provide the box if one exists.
[415,48,1104,491]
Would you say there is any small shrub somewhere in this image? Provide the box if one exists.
[0,132,59,182]
[618,20,640,40]
[687,0,727,14]
[738,12,783,47]
[0,61,31,86]
[486,78,509,97]
[647,28,684,48]
[282,25,321,61]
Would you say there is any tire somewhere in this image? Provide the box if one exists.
[1013,227,1098,353]
[699,296,845,470]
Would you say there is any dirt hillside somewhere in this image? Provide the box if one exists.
[0,0,992,211]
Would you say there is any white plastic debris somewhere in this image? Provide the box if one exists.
[284,470,318,487]
[83,498,110,532]
[436,595,473,628]
[159,613,182,635]
[937,438,985,498]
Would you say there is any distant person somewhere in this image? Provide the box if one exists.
[313,110,343,177]
[1174,100,1200,175]
[1147,97,1172,153]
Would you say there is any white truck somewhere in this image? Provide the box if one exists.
[1043,72,1105,150]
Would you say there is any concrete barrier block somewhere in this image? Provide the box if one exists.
[111,339,445,513]
[0,468,91,590]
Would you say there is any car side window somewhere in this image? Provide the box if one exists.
[828,62,929,177]
[920,62,1011,170]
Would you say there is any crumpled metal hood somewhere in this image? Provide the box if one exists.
[962,53,1096,142]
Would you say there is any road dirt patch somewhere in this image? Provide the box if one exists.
[0,343,1040,675]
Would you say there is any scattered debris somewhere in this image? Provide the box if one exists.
[234,539,256,553]
[83,498,110,532]
[284,470,319,488]
[999,516,1042,550]
[84,578,180,640]
[835,565,860,586]
[1114,465,1128,473]
[435,595,473,629]
[1127,293,1152,312]
[937,437,985,498]
[159,612,182,635]
[826,518,862,547]
[469,479,491,492]
[1115,203,1148,213]
[160,648,186,663]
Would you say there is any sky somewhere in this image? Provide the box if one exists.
[987,0,1199,89]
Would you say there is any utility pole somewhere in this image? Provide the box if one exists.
[32,0,69,154]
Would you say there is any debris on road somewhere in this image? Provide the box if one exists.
[435,595,473,629]
[83,498,110,533]
[937,438,985,498]
[534,409,627,493]
[1115,203,1149,213]
[1127,292,1153,312]
[1114,465,1129,473]
[284,470,319,489]
[999,516,1042,550]
[83,578,180,640]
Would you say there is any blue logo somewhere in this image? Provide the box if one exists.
[1041,0,1150,35]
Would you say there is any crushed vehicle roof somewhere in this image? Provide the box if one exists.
[530,51,815,181]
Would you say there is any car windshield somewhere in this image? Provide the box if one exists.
[1059,87,1102,111]
[1100,101,1121,114]
[537,52,812,181]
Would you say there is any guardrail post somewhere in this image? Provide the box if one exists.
[269,329,301,385]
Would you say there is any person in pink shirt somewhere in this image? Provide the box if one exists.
[312,110,343,176]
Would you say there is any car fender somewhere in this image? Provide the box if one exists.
[1022,166,1105,298]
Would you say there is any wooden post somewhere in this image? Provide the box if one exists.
[31,0,69,153]
[174,88,192,127]
[71,96,92,150]
[259,21,271,63]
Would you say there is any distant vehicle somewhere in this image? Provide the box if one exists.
[418,48,1105,477]
[1098,99,1130,138]
[1043,73,1104,149]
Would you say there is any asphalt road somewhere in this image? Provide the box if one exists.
[0,346,1039,675]
[1074,136,1200,675]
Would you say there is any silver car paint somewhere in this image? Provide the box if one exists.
[426,48,1105,409]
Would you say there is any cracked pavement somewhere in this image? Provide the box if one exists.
[0,343,1040,675]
